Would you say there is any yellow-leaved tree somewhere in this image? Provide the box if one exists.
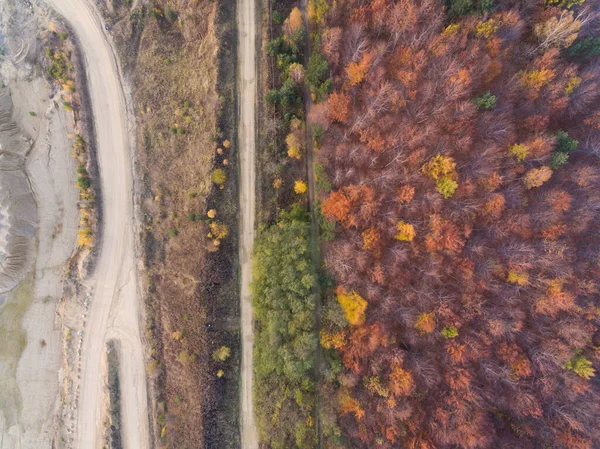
[336,287,367,326]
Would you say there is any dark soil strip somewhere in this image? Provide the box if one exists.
[300,0,324,447]
[106,340,123,449]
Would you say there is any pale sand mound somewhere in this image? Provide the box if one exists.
[0,90,37,296]
[0,1,79,448]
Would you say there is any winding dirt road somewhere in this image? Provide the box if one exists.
[42,1,149,448]
[238,0,258,445]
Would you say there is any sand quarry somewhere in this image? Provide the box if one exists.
[0,1,79,448]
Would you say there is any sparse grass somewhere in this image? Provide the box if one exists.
[0,278,34,422]
[104,0,240,447]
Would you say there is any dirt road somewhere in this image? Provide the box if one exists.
[41,1,149,448]
[237,0,258,445]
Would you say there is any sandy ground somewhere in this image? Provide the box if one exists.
[0,3,79,447]
[39,1,149,448]
[238,0,259,446]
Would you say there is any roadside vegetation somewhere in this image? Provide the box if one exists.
[102,1,239,448]
[254,0,333,447]
[43,23,97,258]
[252,206,318,448]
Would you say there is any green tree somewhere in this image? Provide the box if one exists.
[447,0,473,18]
[306,52,331,101]
[568,37,600,60]
[564,354,596,379]
[442,326,459,339]
[436,177,458,198]
[556,131,578,153]
[474,91,497,110]
[549,152,569,169]
[546,0,585,8]
[252,207,318,449]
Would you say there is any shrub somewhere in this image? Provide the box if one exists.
[209,222,229,240]
[76,173,91,190]
[165,8,177,22]
[294,180,308,194]
[212,346,231,362]
[178,350,197,365]
[272,10,283,24]
[211,168,227,185]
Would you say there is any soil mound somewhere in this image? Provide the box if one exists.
[0,89,36,298]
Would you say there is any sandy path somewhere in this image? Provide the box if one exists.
[40,1,149,448]
[237,0,258,445]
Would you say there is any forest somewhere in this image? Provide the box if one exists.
[307,0,600,448]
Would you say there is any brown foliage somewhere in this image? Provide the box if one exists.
[314,0,600,447]
[328,91,352,123]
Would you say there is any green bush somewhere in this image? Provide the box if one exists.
[212,346,231,362]
[272,10,283,24]
[77,175,91,190]
[211,168,227,185]
[165,8,177,22]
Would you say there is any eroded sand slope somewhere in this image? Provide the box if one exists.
[0,1,79,448]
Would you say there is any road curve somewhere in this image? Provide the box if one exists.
[41,1,149,449]
[237,0,258,445]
